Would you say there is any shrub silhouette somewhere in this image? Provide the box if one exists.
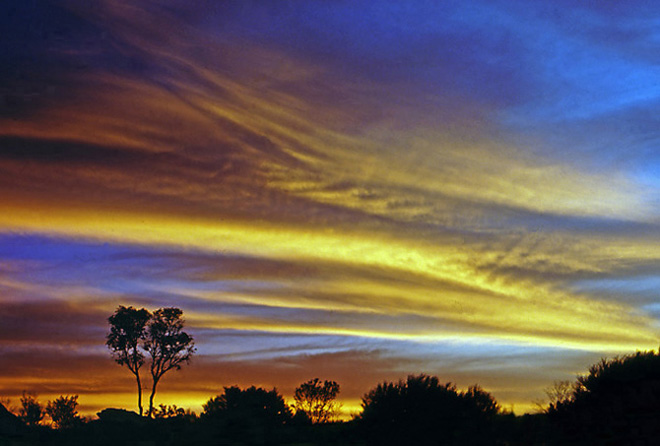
[358,374,500,446]
[18,391,44,426]
[46,395,81,429]
[293,378,341,423]
[548,349,660,444]
[153,404,195,420]
[538,380,573,413]
[202,386,292,444]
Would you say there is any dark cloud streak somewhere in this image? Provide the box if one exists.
[1,0,658,416]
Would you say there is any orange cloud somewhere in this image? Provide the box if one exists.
[1,0,658,417]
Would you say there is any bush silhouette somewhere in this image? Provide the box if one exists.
[293,378,341,423]
[46,395,82,429]
[202,386,292,444]
[548,349,660,444]
[153,404,196,420]
[19,392,44,426]
[358,374,500,446]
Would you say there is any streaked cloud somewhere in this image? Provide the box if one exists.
[1,0,658,416]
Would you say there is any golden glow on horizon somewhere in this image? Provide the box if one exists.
[0,387,541,419]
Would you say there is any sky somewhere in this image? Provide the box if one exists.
[1,0,659,417]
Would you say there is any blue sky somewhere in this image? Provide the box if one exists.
[1,0,658,415]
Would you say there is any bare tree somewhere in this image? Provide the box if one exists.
[535,380,574,413]
[293,378,341,423]
[143,308,195,417]
[107,306,151,415]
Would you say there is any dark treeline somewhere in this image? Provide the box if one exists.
[3,307,659,445]
[3,348,660,445]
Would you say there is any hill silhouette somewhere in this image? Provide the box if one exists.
[0,402,23,437]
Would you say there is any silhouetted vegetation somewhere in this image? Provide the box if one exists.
[358,374,500,446]
[5,348,660,445]
[143,307,195,417]
[0,401,23,437]
[153,404,196,420]
[294,378,341,424]
[547,349,660,445]
[107,306,151,416]
[202,385,292,444]
[106,306,195,417]
[536,379,573,413]
[19,391,44,426]
[45,395,81,429]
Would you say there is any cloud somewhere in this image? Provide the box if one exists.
[0,0,658,415]
[0,334,607,416]
[0,300,107,345]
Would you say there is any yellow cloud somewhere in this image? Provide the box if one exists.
[1,203,656,352]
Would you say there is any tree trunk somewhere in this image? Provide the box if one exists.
[134,371,143,416]
[147,377,160,418]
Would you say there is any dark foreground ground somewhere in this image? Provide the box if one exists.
[4,409,655,446]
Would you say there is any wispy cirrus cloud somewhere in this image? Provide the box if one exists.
[1,0,658,416]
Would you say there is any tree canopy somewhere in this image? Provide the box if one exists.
[547,349,660,444]
[359,374,500,446]
[202,386,292,444]
[45,395,81,429]
[18,392,43,427]
[107,306,194,417]
[144,307,195,417]
[293,378,340,424]
[107,306,151,416]
[203,386,292,424]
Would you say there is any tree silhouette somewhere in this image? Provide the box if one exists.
[293,378,341,423]
[538,380,573,413]
[107,306,194,417]
[462,384,501,417]
[107,306,151,416]
[153,404,196,420]
[203,386,292,422]
[46,395,81,429]
[202,386,292,444]
[18,391,43,426]
[547,349,660,444]
[359,374,500,446]
[144,307,195,418]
